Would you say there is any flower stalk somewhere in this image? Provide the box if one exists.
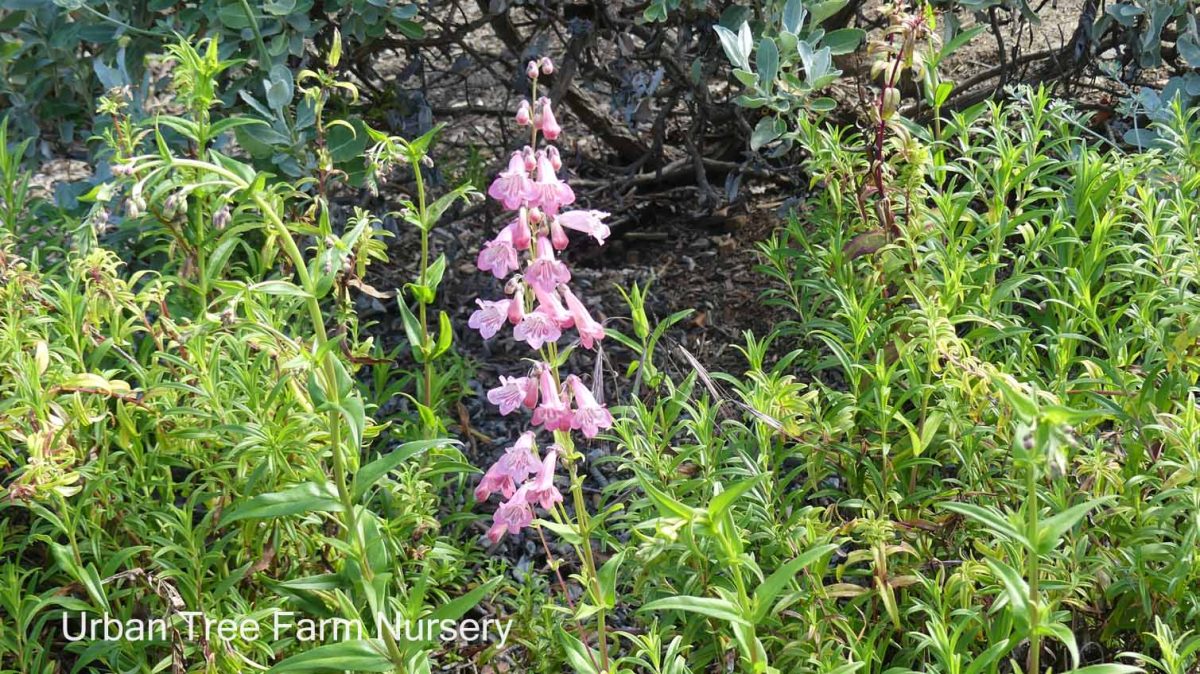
[470,56,615,669]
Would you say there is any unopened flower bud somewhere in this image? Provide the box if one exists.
[515,100,532,126]
[163,192,185,219]
[213,205,231,230]
[881,86,901,119]
[521,146,537,172]
[536,97,561,141]
[546,146,562,171]
[526,60,539,79]
[421,155,434,168]
[540,57,554,75]
[91,208,112,235]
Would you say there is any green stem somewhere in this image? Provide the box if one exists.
[254,192,408,673]
[1026,457,1040,674]
[412,160,434,428]
[565,455,609,670]
[237,0,271,69]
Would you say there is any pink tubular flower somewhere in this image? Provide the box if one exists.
[532,368,573,431]
[487,496,534,543]
[522,450,563,510]
[567,375,614,438]
[525,236,571,294]
[513,306,562,350]
[557,210,611,245]
[488,152,533,210]
[548,216,569,250]
[477,226,519,278]
[515,100,532,126]
[539,98,562,141]
[506,289,526,324]
[560,285,605,349]
[468,298,513,340]
[546,146,562,171]
[507,210,533,250]
[528,155,575,214]
[475,432,540,502]
[533,285,572,326]
[487,375,538,415]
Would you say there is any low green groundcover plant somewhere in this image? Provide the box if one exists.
[1,30,1199,674]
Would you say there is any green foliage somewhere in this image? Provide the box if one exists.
[528,86,1200,674]
[0,0,421,144]
[714,0,865,153]
[0,32,484,672]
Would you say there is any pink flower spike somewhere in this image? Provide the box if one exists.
[557,210,611,245]
[468,298,513,340]
[488,152,533,210]
[568,374,614,438]
[488,375,535,415]
[532,367,573,431]
[522,450,563,510]
[560,285,605,349]
[487,495,534,543]
[513,307,562,350]
[525,236,572,294]
[540,99,562,141]
[515,100,532,126]
[477,227,519,279]
[528,155,575,214]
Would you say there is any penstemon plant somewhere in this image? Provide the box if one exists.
[468,57,617,670]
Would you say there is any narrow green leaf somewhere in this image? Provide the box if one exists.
[268,640,392,672]
[220,482,342,526]
[708,475,763,520]
[941,502,1031,550]
[557,626,602,673]
[251,280,312,298]
[396,298,426,362]
[984,558,1029,623]
[640,595,750,626]
[1036,497,1114,554]
[752,543,839,622]
[354,439,453,500]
